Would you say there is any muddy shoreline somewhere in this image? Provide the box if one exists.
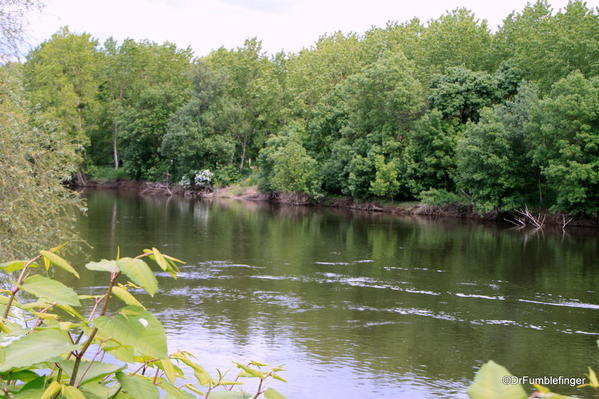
[80,180,598,229]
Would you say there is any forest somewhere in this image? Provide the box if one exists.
[11,0,599,217]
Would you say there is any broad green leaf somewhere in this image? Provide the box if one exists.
[0,260,27,273]
[116,372,159,399]
[0,370,39,383]
[61,386,86,399]
[271,373,287,382]
[94,305,167,359]
[161,358,177,384]
[20,275,81,307]
[152,248,168,271]
[81,382,120,399]
[58,359,125,386]
[85,259,119,273]
[159,380,195,399]
[116,258,158,296]
[13,377,46,399]
[264,388,287,399]
[41,381,61,399]
[235,363,264,378]
[467,361,527,399]
[40,250,79,278]
[0,329,78,372]
[208,392,251,399]
[112,286,145,309]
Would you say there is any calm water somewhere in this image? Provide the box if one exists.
[71,190,599,398]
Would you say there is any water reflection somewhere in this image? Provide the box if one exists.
[72,190,599,398]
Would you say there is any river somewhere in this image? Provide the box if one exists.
[70,189,599,398]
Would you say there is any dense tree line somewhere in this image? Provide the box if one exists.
[17,0,599,216]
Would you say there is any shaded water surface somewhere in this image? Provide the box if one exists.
[72,190,599,398]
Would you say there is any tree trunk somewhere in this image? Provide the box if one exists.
[113,123,119,169]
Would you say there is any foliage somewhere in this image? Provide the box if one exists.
[456,85,541,214]
[0,65,82,261]
[258,126,321,196]
[23,26,101,149]
[369,155,400,198]
[0,246,287,399]
[86,166,129,181]
[468,360,593,399]
[18,2,599,216]
[419,189,466,206]
[527,72,599,216]
[403,110,462,196]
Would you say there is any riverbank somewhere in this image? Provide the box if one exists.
[81,180,598,229]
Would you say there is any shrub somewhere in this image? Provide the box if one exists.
[0,246,287,399]
[419,188,467,206]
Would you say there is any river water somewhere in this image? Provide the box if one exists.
[71,190,599,398]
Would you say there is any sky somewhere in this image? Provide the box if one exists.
[23,0,581,57]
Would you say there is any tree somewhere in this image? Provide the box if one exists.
[370,154,400,198]
[257,125,321,196]
[161,62,239,183]
[527,72,599,215]
[456,85,540,213]
[0,65,81,260]
[103,40,192,180]
[428,67,499,123]
[404,110,462,196]
[492,1,599,92]
[23,26,101,149]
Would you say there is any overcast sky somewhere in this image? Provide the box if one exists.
[24,0,580,57]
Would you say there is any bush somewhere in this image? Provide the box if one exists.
[419,188,467,206]
[0,247,287,398]
[87,165,130,181]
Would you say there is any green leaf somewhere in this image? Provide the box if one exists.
[0,370,40,383]
[13,377,46,399]
[467,361,527,399]
[58,359,125,386]
[159,380,195,399]
[264,388,287,399]
[116,258,158,296]
[235,363,264,378]
[161,358,177,384]
[112,286,145,309]
[61,386,86,399]
[85,259,119,273]
[94,305,167,359]
[41,381,61,399]
[80,382,120,399]
[40,250,79,278]
[20,275,81,307]
[116,372,159,399]
[152,248,168,271]
[0,329,78,372]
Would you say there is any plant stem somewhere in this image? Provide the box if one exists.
[2,255,40,322]
[68,272,119,386]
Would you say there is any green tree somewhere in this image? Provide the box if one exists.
[492,1,599,92]
[370,154,401,198]
[0,65,81,260]
[456,85,540,213]
[428,67,499,123]
[404,110,462,196]
[23,26,101,149]
[105,40,192,180]
[527,72,599,215]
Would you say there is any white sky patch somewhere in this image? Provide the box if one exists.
[23,0,576,57]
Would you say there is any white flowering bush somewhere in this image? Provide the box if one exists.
[193,169,213,188]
